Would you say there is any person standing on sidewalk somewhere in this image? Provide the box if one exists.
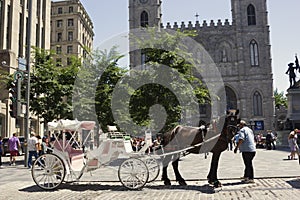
[0,136,3,168]
[234,120,256,184]
[27,133,39,168]
[8,133,20,166]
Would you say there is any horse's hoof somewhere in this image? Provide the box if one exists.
[178,180,187,186]
[163,180,171,186]
[213,180,222,188]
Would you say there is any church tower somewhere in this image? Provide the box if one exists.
[128,0,162,69]
[230,0,274,130]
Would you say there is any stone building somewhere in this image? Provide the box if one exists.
[129,0,274,131]
[50,0,94,66]
[0,0,51,138]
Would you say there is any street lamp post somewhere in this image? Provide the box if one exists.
[24,0,32,168]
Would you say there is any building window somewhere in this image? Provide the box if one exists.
[221,48,228,63]
[20,0,24,5]
[250,40,259,66]
[68,31,73,41]
[56,58,62,66]
[67,57,72,65]
[57,20,63,27]
[67,45,73,54]
[225,86,237,110]
[69,6,73,13]
[140,11,149,27]
[253,91,262,116]
[58,7,63,14]
[36,0,40,16]
[247,4,256,26]
[56,46,61,54]
[57,32,62,42]
[68,19,74,27]
[199,104,207,116]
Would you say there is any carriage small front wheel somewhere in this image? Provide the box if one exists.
[118,158,149,190]
[31,154,66,190]
[144,157,160,182]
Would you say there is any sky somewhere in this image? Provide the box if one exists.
[78,0,300,93]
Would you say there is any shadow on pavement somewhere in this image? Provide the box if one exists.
[19,183,128,192]
[19,182,220,194]
[286,179,300,189]
[146,184,216,194]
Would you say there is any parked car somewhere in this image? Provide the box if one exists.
[3,136,26,156]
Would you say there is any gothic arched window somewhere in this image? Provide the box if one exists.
[250,40,259,66]
[247,4,256,25]
[253,91,263,116]
[140,11,149,27]
[225,86,237,110]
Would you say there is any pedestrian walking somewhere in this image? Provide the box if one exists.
[288,129,299,160]
[234,120,256,184]
[27,133,39,168]
[265,130,273,150]
[36,135,43,156]
[8,133,20,166]
[270,131,277,150]
[0,136,3,168]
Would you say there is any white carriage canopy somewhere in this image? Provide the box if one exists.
[48,119,96,131]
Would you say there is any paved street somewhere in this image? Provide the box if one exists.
[0,147,299,200]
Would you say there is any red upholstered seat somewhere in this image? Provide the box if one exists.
[53,140,83,164]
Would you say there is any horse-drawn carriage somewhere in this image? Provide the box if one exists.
[31,119,161,190]
[31,110,240,190]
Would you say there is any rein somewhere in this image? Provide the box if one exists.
[161,132,221,157]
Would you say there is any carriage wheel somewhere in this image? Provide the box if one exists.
[144,157,160,182]
[31,154,65,190]
[118,158,149,190]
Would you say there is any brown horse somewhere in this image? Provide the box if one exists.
[160,109,239,187]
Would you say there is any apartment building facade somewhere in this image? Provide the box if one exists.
[0,0,51,138]
[51,0,94,66]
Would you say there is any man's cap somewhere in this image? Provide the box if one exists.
[288,63,294,67]
[238,120,247,126]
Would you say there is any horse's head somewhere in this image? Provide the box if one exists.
[223,109,240,141]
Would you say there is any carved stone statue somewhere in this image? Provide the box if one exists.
[286,55,299,88]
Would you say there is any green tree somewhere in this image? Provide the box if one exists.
[123,28,210,133]
[73,46,127,132]
[274,88,287,108]
[30,47,79,123]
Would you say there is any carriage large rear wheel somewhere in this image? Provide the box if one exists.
[118,158,149,190]
[31,154,66,190]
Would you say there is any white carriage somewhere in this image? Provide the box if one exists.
[31,119,160,190]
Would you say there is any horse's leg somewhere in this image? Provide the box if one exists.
[171,157,187,186]
[161,155,171,185]
[207,151,222,187]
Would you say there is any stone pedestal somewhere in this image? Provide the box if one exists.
[286,81,300,129]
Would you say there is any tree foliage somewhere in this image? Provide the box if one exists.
[125,28,210,133]
[73,46,127,132]
[30,47,80,123]
[274,88,287,108]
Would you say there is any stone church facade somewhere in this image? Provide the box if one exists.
[128,0,274,131]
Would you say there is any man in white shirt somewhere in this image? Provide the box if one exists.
[234,120,256,184]
[27,133,39,168]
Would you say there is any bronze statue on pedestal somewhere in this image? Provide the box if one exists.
[286,55,299,88]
